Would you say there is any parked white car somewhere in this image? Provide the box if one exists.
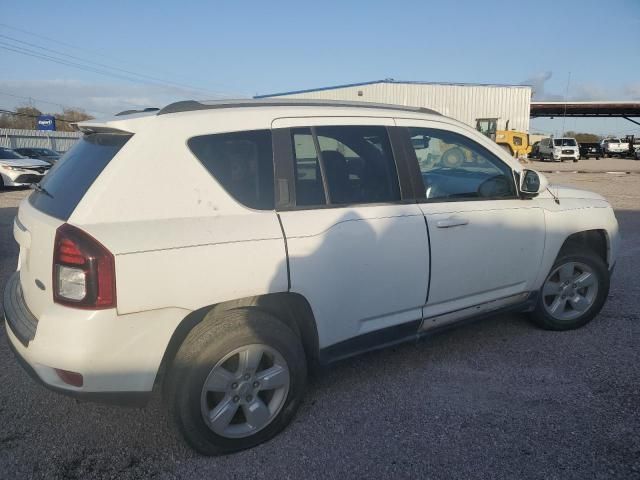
[3,100,619,455]
[538,137,580,162]
[601,138,629,157]
[0,147,51,187]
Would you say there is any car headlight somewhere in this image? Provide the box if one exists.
[0,165,24,171]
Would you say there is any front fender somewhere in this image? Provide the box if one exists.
[534,202,619,289]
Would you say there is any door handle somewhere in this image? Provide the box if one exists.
[436,216,469,228]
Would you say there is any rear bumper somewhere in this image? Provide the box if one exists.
[4,332,150,407]
[2,271,188,406]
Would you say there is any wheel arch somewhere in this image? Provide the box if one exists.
[558,229,609,266]
[155,292,319,388]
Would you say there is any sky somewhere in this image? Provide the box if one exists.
[0,0,639,136]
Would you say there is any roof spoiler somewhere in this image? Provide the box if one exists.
[75,125,134,135]
[115,107,160,116]
[156,99,441,116]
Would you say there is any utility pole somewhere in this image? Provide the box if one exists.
[562,72,571,136]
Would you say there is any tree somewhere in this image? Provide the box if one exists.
[564,131,602,143]
[0,106,43,129]
[55,108,94,132]
[0,105,94,131]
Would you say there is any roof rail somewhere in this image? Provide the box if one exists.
[115,107,160,116]
[156,99,440,116]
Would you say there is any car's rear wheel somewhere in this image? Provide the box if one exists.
[530,249,609,331]
[165,309,307,455]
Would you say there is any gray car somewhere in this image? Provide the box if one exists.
[13,147,61,165]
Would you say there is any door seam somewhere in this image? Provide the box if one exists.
[276,213,291,291]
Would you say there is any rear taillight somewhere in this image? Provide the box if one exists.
[53,224,116,309]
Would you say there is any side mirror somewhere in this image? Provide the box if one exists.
[411,135,430,150]
[520,169,548,198]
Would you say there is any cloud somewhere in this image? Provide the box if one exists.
[624,83,640,100]
[0,79,243,117]
[524,72,640,102]
[569,83,612,101]
[522,71,562,100]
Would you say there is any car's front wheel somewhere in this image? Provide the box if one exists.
[530,248,609,330]
[165,309,307,455]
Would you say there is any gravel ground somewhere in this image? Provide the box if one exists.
[0,175,639,480]
[528,156,640,173]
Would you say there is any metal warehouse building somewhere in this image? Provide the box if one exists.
[257,79,533,133]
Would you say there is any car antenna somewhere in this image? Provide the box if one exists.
[547,186,560,205]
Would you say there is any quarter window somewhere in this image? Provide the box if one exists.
[188,130,274,210]
[408,127,516,200]
[292,125,400,206]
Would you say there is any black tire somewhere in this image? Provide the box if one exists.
[165,309,307,455]
[573,158,578,163]
[530,248,610,331]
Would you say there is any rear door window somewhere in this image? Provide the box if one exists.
[291,125,400,206]
[291,128,326,207]
[29,133,132,220]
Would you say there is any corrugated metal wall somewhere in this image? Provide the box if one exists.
[0,128,81,152]
[270,83,532,132]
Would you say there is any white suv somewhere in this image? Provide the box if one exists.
[538,137,580,162]
[3,100,619,455]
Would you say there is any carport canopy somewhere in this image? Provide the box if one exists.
[531,101,640,126]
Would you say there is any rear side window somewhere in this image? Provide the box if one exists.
[188,130,274,210]
[29,133,131,220]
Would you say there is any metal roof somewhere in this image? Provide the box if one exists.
[156,98,441,116]
[255,79,532,98]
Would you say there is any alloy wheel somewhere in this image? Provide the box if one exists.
[542,261,599,321]
[200,344,290,439]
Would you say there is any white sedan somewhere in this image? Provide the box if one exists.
[0,147,51,188]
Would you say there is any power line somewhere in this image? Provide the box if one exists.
[0,23,246,97]
[0,33,232,97]
[0,41,179,88]
[0,107,75,124]
[0,90,112,115]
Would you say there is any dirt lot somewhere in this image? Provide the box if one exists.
[1,172,639,479]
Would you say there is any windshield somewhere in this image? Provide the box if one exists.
[554,139,577,147]
[34,148,59,156]
[0,147,26,159]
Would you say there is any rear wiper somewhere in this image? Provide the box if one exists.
[31,182,53,198]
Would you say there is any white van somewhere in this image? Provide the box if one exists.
[538,137,580,162]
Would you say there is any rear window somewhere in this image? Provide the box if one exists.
[29,133,131,220]
[188,129,274,210]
